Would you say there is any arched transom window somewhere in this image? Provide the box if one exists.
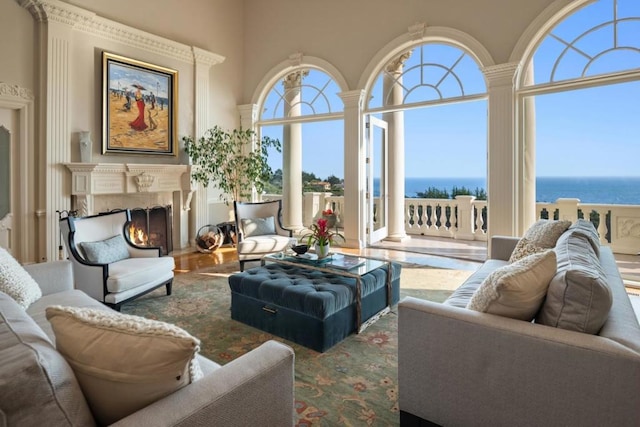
[368,43,486,111]
[528,0,640,86]
[260,68,343,122]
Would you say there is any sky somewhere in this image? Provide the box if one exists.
[262,0,640,180]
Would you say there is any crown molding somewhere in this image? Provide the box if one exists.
[17,0,224,66]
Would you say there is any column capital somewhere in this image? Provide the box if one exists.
[338,90,365,109]
[192,47,225,67]
[282,70,309,89]
[482,62,520,87]
[385,51,412,74]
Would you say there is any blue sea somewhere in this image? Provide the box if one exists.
[374,177,640,205]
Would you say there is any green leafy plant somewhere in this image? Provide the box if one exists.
[183,126,281,205]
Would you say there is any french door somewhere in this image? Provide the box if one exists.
[366,116,388,244]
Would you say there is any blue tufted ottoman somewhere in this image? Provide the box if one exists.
[228,262,401,352]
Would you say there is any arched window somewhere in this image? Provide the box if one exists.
[368,43,486,111]
[260,68,343,122]
[527,0,640,86]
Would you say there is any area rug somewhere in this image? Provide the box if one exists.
[122,263,471,426]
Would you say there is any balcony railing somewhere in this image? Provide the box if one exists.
[262,193,640,255]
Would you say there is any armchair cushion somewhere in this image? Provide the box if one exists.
[237,235,295,256]
[46,305,203,426]
[79,234,130,264]
[0,247,42,309]
[241,216,276,237]
[107,256,175,293]
[467,250,557,321]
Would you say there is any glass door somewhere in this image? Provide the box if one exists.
[367,116,388,244]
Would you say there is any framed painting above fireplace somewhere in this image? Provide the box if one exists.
[102,52,178,156]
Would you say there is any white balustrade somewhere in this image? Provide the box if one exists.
[266,192,639,254]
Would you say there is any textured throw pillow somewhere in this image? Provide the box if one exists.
[46,306,203,425]
[509,219,571,263]
[467,250,557,321]
[0,247,42,308]
[79,234,130,264]
[536,231,612,334]
[242,216,276,237]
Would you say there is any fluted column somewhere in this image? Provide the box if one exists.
[484,63,520,241]
[188,47,224,247]
[383,52,411,242]
[339,90,366,248]
[44,19,74,261]
[282,71,306,231]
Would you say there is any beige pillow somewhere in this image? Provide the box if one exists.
[46,306,203,425]
[509,219,571,262]
[0,247,42,309]
[536,231,612,334]
[467,250,557,321]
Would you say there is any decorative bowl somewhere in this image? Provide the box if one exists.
[292,244,309,255]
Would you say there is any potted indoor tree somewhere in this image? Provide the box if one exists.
[182,126,281,205]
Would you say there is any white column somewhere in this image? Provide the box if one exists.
[383,53,411,242]
[483,63,520,241]
[522,61,537,230]
[189,47,223,247]
[339,90,366,249]
[282,71,306,231]
[44,20,74,262]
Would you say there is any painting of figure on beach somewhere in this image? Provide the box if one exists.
[102,52,177,156]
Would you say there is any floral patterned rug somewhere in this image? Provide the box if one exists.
[122,263,464,426]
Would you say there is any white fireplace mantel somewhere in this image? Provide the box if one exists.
[64,163,194,216]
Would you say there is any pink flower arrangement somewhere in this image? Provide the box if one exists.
[303,217,344,247]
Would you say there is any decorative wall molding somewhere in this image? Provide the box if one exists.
[408,22,427,40]
[65,163,191,195]
[288,52,304,68]
[0,82,34,100]
[17,0,224,65]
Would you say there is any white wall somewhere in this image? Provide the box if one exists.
[0,0,34,90]
[241,0,558,99]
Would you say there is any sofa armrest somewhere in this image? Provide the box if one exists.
[489,235,520,260]
[23,261,74,295]
[398,297,640,427]
[111,340,295,427]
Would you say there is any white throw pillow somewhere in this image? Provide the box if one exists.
[0,247,42,309]
[241,216,276,237]
[509,219,571,263]
[467,250,557,321]
[46,306,203,425]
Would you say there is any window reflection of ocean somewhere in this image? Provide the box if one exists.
[372,177,640,205]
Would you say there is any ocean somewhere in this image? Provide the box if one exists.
[374,177,640,205]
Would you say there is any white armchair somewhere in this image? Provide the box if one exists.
[234,200,294,271]
[60,210,175,311]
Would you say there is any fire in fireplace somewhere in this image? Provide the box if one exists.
[126,205,173,255]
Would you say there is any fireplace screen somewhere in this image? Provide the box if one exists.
[126,205,173,255]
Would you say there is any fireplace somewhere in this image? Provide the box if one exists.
[126,206,173,255]
[65,163,195,253]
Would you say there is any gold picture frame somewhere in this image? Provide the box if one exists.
[102,52,178,156]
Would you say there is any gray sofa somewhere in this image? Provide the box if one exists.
[1,260,295,426]
[398,229,640,426]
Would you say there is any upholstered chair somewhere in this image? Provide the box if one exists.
[59,210,175,311]
[234,200,295,271]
